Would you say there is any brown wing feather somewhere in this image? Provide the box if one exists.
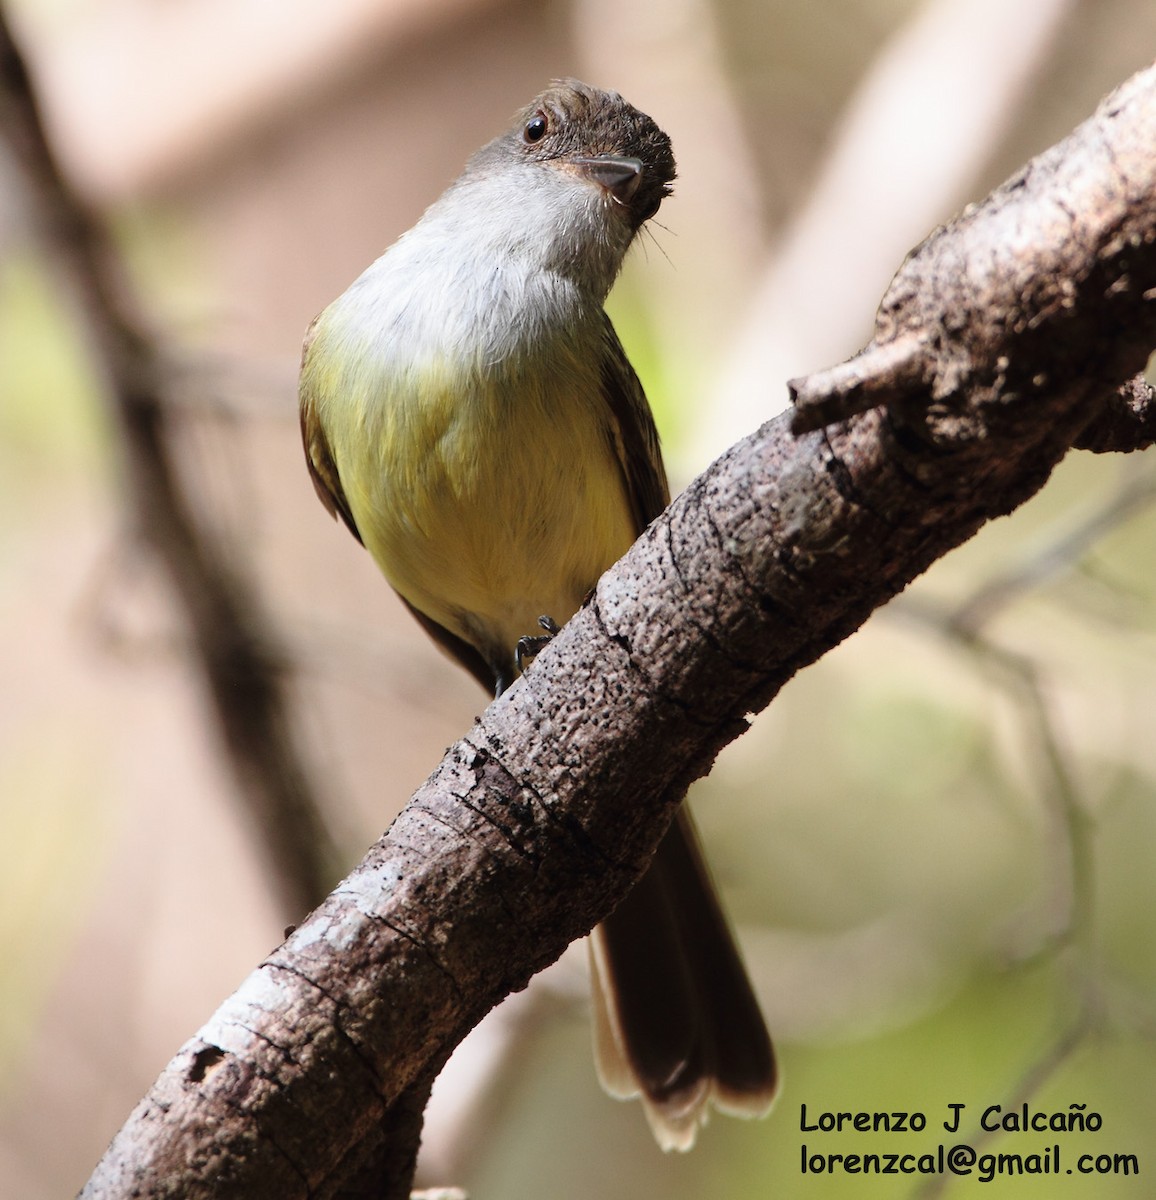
[401,596,500,695]
[300,318,501,694]
[598,312,670,535]
[299,316,363,544]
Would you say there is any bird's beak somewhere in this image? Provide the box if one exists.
[572,155,643,205]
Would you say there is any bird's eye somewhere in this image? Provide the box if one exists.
[523,112,549,143]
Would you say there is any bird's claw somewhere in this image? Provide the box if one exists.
[515,615,562,675]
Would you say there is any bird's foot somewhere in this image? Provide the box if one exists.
[515,615,562,675]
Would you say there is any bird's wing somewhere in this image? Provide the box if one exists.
[299,315,363,545]
[299,314,501,695]
[598,312,671,534]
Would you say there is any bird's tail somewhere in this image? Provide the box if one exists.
[589,805,778,1151]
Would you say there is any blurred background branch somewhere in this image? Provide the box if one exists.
[0,5,341,920]
[898,475,1156,1198]
[700,0,1077,460]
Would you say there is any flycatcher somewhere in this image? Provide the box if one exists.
[299,79,776,1150]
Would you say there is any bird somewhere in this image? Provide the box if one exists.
[299,78,776,1150]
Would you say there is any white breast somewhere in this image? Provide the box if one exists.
[305,211,636,680]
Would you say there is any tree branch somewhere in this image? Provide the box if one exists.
[74,58,1156,1198]
[790,59,1156,441]
[1073,372,1156,453]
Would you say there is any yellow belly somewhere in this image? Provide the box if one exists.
[337,360,635,676]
